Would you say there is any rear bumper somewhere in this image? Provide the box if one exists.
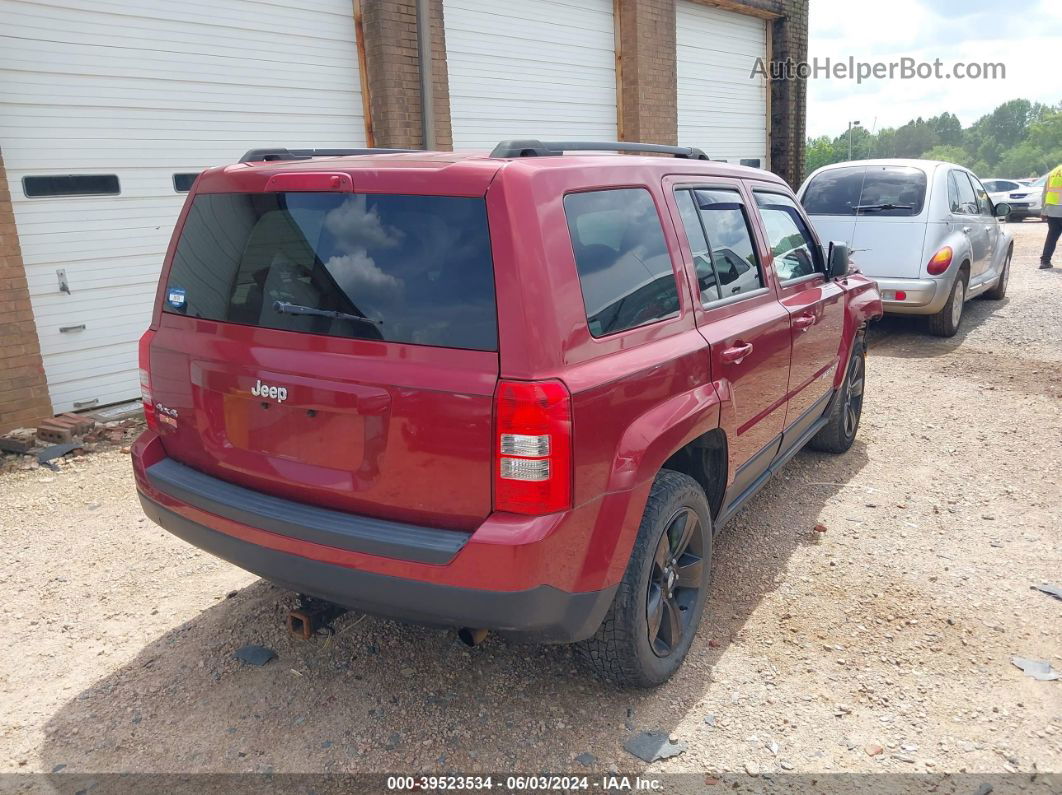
[873,275,952,315]
[132,432,629,642]
[139,495,615,641]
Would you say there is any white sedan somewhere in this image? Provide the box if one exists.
[982,178,1042,220]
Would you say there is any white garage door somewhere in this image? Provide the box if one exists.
[444,0,617,150]
[0,0,367,413]
[676,1,767,167]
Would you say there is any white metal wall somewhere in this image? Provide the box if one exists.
[444,0,618,150]
[676,1,768,167]
[0,0,367,413]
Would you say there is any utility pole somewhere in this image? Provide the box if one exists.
[848,120,861,160]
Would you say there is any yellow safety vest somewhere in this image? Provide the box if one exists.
[1046,166,1062,207]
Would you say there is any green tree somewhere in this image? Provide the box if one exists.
[805,135,841,172]
[920,145,970,166]
[893,118,938,158]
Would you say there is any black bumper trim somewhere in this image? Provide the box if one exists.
[139,495,616,643]
[145,458,468,564]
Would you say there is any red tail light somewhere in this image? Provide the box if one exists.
[139,330,158,432]
[494,380,572,515]
[927,246,953,275]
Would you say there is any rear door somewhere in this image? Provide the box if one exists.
[147,188,499,531]
[947,169,990,279]
[751,188,845,438]
[665,177,791,499]
[969,173,1003,282]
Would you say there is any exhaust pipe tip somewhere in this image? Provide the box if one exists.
[457,627,489,647]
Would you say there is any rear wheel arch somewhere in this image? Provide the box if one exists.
[661,428,728,521]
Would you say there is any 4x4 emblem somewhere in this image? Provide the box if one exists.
[251,378,288,403]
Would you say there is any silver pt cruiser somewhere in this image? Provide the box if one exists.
[798,159,1014,337]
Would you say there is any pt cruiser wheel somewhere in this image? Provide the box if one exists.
[578,470,712,687]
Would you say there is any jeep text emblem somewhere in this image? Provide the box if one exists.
[251,378,288,403]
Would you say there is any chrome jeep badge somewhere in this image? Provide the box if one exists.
[251,378,288,403]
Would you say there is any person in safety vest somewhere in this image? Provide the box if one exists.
[1041,164,1062,269]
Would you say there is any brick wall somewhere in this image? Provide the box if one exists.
[768,0,809,187]
[0,149,52,433]
[617,0,678,146]
[360,0,453,150]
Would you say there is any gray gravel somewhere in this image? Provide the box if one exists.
[1,223,1059,775]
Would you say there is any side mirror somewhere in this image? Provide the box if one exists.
[994,202,1011,219]
[827,241,850,279]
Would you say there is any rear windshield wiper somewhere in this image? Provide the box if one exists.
[272,301,382,327]
[853,203,913,212]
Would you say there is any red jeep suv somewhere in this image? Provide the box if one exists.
[133,141,881,687]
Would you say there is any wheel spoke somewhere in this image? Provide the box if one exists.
[674,554,704,588]
[848,374,864,398]
[658,597,683,651]
[653,533,670,573]
[647,584,664,644]
[666,511,688,557]
[669,510,697,557]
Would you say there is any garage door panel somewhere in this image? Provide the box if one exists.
[445,0,617,150]
[26,257,164,295]
[2,0,366,413]
[676,1,767,166]
[23,0,360,42]
[45,366,141,414]
[5,6,358,67]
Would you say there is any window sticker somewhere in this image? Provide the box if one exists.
[167,287,187,309]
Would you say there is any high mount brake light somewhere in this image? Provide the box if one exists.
[494,380,572,515]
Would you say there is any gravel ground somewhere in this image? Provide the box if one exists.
[1,223,1059,779]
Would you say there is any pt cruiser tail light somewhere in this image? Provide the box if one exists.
[494,380,572,515]
[138,330,158,432]
[927,246,953,275]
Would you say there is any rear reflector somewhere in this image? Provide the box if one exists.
[927,246,953,275]
[494,380,572,515]
[138,330,158,432]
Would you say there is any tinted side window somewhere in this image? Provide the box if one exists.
[754,192,821,281]
[687,189,763,302]
[948,170,978,214]
[969,175,991,215]
[564,189,679,337]
[675,190,719,302]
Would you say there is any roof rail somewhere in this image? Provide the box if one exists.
[489,139,709,160]
[239,147,420,163]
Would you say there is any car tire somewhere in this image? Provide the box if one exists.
[928,271,966,338]
[577,470,712,688]
[808,336,866,454]
[983,246,1012,300]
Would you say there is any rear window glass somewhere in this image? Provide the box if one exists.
[802,165,927,216]
[164,192,497,351]
[563,188,679,337]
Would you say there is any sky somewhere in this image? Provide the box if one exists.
[806,0,1062,138]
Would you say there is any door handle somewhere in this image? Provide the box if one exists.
[721,342,754,363]
[793,313,816,331]
[962,226,971,234]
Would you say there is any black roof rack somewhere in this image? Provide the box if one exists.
[239,147,419,164]
[489,139,709,160]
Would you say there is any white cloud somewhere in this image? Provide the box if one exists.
[806,0,1062,137]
